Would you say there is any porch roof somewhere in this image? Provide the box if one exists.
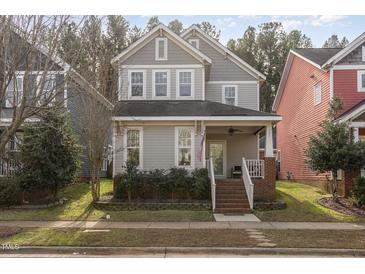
[336,98,365,122]
[113,100,280,121]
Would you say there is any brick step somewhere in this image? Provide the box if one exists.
[216,190,245,195]
[216,203,250,208]
[216,198,248,203]
[216,182,243,186]
[215,208,251,214]
[216,194,247,198]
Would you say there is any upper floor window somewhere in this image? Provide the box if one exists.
[177,70,194,99]
[358,71,365,92]
[188,39,199,49]
[362,46,365,62]
[155,38,168,61]
[175,127,194,168]
[222,85,238,106]
[314,82,322,105]
[6,75,23,108]
[128,70,146,99]
[153,70,170,98]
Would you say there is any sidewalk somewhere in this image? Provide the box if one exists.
[1,220,365,230]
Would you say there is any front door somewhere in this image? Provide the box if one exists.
[208,140,227,178]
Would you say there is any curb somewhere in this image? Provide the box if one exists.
[1,246,365,257]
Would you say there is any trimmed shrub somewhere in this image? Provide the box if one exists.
[192,168,211,200]
[0,178,21,207]
[113,167,211,201]
[351,177,365,207]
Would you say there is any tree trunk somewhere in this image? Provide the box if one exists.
[331,171,339,202]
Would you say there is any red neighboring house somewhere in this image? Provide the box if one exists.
[273,32,365,195]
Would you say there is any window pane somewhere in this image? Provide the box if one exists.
[178,148,191,166]
[131,72,143,84]
[155,85,167,96]
[225,87,235,98]
[179,72,191,83]
[127,130,139,147]
[178,128,191,146]
[131,85,143,96]
[179,84,191,96]
[362,74,365,88]
[127,148,140,165]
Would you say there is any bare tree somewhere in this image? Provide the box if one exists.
[71,72,113,201]
[0,16,83,156]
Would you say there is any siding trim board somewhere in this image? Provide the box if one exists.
[112,116,282,121]
[121,64,204,69]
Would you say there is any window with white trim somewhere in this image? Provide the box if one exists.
[362,46,365,62]
[41,74,56,104]
[153,70,169,98]
[7,134,21,152]
[125,128,143,167]
[222,85,237,106]
[188,39,199,49]
[358,71,365,92]
[314,82,322,105]
[128,70,145,98]
[6,75,23,108]
[177,70,194,99]
[175,127,194,168]
[155,38,168,60]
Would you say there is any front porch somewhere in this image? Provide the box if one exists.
[203,122,277,214]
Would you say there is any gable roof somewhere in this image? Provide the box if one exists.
[322,32,365,68]
[11,25,113,109]
[291,48,342,67]
[181,25,266,80]
[336,98,365,122]
[111,24,212,65]
[113,100,280,121]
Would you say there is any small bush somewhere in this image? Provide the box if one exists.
[192,168,211,200]
[351,177,365,207]
[0,178,21,207]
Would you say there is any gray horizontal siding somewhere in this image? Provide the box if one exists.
[184,33,257,81]
[206,82,259,110]
[113,124,204,174]
[122,34,201,65]
[119,67,203,100]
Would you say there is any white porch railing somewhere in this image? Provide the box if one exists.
[242,157,254,209]
[245,159,264,178]
[206,157,216,211]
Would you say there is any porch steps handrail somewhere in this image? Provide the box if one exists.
[207,157,216,211]
[242,157,254,209]
[245,159,264,178]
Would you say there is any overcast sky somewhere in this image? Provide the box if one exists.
[124,15,364,47]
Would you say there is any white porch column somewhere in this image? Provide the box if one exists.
[265,124,274,157]
[354,127,359,143]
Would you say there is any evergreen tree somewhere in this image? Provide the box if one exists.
[145,16,160,32]
[197,21,221,40]
[323,34,349,48]
[306,98,365,201]
[19,107,81,199]
[168,19,184,35]
[128,25,144,44]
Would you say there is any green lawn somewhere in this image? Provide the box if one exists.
[255,181,365,222]
[2,228,256,247]
[0,180,213,222]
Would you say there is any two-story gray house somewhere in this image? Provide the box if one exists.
[111,24,281,213]
[0,31,113,178]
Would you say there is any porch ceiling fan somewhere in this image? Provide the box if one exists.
[228,126,243,136]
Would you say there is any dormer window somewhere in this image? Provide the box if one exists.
[188,39,199,49]
[155,38,168,61]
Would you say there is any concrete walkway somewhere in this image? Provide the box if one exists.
[1,220,365,230]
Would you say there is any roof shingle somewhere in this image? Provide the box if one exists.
[292,48,342,66]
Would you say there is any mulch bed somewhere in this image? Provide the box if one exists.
[318,197,365,217]
[0,227,22,238]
